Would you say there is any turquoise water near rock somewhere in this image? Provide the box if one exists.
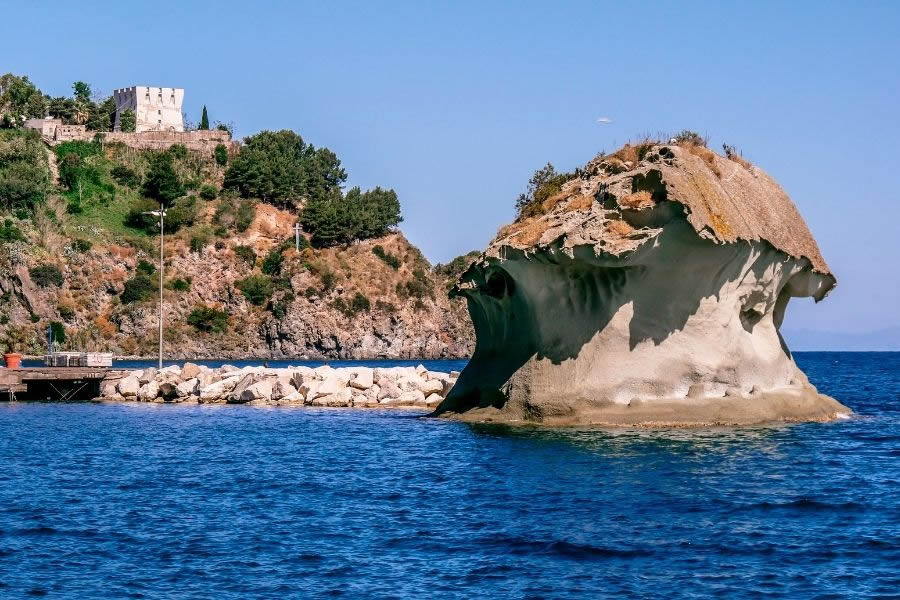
[1,352,898,597]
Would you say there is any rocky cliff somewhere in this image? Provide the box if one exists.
[437,141,848,425]
[0,135,474,359]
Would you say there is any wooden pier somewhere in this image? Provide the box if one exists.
[0,367,125,401]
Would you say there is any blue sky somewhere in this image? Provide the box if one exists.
[3,1,898,342]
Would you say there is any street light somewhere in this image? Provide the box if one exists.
[142,204,166,369]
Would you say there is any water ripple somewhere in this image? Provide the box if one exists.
[0,352,897,598]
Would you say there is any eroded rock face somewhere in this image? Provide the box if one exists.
[437,143,849,426]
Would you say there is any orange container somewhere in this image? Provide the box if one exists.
[3,353,22,369]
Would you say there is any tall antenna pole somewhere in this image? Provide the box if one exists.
[159,203,164,369]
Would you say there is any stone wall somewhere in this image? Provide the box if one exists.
[101,130,237,154]
[44,129,238,155]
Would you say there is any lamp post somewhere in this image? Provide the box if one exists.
[142,204,166,369]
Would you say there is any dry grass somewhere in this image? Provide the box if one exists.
[607,219,634,236]
[541,191,568,214]
[564,194,594,212]
[514,219,552,246]
[681,143,722,178]
[497,220,530,239]
[618,190,653,209]
[722,145,753,171]
[108,245,135,259]
[728,154,752,170]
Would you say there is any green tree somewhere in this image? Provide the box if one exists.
[301,186,402,247]
[49,321,66,345]
[199,105,209,130]
[118,108,136,132]
[223,129,346,210]
[72,81,91,103]
[0,129,50,210]
[0,73,45,125]
[142,151,184,207]
[47,96,75,122]
[515,163,572,217]
[86,96,115,132]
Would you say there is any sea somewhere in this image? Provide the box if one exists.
[0,352,897,598]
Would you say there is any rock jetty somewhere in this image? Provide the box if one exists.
[101,363,458,409]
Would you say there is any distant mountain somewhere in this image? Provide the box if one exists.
[783,327,900,351]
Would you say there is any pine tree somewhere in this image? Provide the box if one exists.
[199,105,209,130]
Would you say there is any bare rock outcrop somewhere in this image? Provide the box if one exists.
[436,143,849,426]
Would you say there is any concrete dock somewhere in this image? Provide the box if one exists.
[0,368,126,401]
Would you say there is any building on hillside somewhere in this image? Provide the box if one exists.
[24,118,87,141]
[24,117,60,137]
[113,86,184,133]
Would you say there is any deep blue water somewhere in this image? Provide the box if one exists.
[1,352,898,598]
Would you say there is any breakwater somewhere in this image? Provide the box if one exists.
[102,363,458,408]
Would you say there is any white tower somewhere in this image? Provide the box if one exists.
[113,86,184,132]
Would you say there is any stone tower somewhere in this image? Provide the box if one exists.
[113,86,184,132]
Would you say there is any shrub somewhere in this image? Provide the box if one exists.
[165,196,198,233]
[199,184,218,200]
[674,130,707,147]
[320,269,336,292]
[187,305,229,333]
[110,164,140,188]
[66,199,84,214]
[0,219,24,243]
[331,297,348,314]
[214,143,228,166]
[434,251,480,282]
[49,321,66,344]
[121,275,156,303]
[304,286,317,299]
[57,303,75,321]
[168,144,188,160]
[136,259,156,276]
[413,299,426,312]
[350,292,370,314]
[270,292,294,319]
[190,231,210,253]
[236,199,255,232]
[261,247,283,275]
[168,278,191,292]
[71,238,92,253]
[405,278,428,299]
[515,163,574,218]
[372,244,401,269]
[29,264,64,288]
[374,299,396,313]
[234,245,256,267]
[236,274,274,306]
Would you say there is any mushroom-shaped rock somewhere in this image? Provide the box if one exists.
[436,143,849,426]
